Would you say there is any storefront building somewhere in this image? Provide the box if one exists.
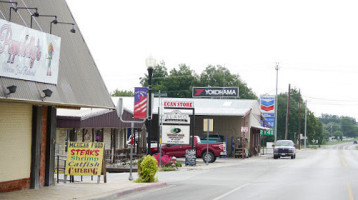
[0,0,113,192]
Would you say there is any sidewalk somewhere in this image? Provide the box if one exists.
[0,156,264,200]
[0,175,166,200]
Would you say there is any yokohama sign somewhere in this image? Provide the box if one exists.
[192,87,239,98]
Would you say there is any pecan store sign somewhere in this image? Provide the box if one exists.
[0,19,61,84]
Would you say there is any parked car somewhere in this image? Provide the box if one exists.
[151,136,226,163]
[273,140,296,159]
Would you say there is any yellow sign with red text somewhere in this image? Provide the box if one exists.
[65,142,104,176]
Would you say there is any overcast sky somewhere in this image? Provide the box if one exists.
[66,0,358,120]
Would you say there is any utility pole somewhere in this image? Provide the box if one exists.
[298,90,301,149]
[274,63,279,143]
[285,84,291,140]
[304,100,307,148]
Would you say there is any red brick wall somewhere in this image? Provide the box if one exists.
[40,106,48,187]
[0,178,30,192]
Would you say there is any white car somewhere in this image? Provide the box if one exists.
[273,140,296,159]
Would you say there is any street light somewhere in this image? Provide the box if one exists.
[30,14,57,29]
[145,56,156,155]
[50,21,76,34]
[9,7,38,22]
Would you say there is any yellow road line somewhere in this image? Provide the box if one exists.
[343,158,352,169]
[340,158,346,168]
[347,183,354,200]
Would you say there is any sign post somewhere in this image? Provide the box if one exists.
[203,119,213,165]
[117,97,145,181]
[241,126,248,159]
[163,100,196,166]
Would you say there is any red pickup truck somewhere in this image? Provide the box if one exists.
[151,136,226,163]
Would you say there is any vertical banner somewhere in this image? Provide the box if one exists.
[260,95,275,129]
[65,142,104,176]
[134,87,147,119]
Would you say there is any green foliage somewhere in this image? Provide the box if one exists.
[333,130,343,140]
[135,155,158,183]
[176,161,182,168]
[139,63,257,99]
[137,156,145,177]
[318,114,358,139]
[111,89,134,97]
[198,65,257,99]
[275,88,325,145]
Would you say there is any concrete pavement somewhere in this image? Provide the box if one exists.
[0,155,272,200]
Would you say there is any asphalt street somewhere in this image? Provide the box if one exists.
[118,142,358,200]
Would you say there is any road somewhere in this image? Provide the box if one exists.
[119,142,358,200]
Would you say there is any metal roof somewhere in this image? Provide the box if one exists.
[112,97,258,117]
[153,98,258,116]
[57,97,143,128]
[57,97,133,118]
[0,0,114,109]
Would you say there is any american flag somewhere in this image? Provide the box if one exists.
[134,87,147,119]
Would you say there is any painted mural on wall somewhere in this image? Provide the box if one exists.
[0,19,61,84]
[65,142,104,176]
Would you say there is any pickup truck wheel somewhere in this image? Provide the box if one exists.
[202,152,215,163]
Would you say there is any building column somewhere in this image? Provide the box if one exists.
[30,106,42,189]
[45,106,56,186]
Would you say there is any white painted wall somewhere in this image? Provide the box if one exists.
[0,102,32,182]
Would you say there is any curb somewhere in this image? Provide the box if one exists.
[92,182,167,200]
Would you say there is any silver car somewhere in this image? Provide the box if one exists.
[273,140,296,159]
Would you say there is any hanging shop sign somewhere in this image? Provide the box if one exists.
[0,19,61,84]
[65,142,104,176]
[134,87,147,119]
[163,110,190,124]
[162,125,190,144]
[192,87,239,98]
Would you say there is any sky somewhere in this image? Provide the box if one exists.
[66,0,358,120]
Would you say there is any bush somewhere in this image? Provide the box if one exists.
[135,155,158,183]
[137,156,145,177]
[176,161,182,168]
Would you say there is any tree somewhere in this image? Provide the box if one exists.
[140,61,169,93]
[139,63,258,99]
[340,117,358,138]
[111,89,134,96]
[197,65,257,99]
[164,64,198,98]
[275,88,324,145]
[319,114,358,139]
[333,130,343,141]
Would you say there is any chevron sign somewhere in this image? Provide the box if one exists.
[260,96,275,113]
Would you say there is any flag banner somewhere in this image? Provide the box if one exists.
[134,87,147,119]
